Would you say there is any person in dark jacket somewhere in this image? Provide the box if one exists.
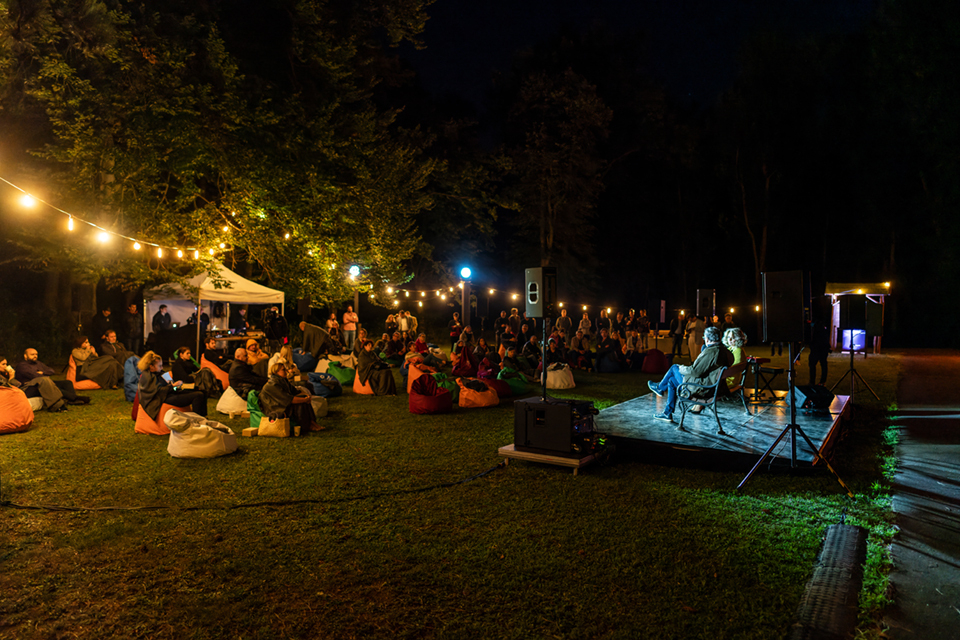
[228,348,268,398]
[122,304,144,354]
[648,326,733,423]
[171,346,200,383]
[357,341,397,396]
[137,351,206,420]
[259,361,318,433]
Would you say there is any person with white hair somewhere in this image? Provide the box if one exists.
[722,327,748,389]
[648,326,733,423]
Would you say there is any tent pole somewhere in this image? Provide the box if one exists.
[196,299,202,360]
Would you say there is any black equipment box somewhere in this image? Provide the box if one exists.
[514,397,599,455]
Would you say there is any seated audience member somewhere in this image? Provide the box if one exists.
[202,337,230,371]
[259,361,320,432]
[624,329,641,369]
[374,333,390,355]
[357,341,398,396]
[383,332,407,363]
[568,330,593,370]
[352,328,369,359]
[521,335,542,367]
[647,326,733,422]
[499,326,517,355]
[171,346,200,383]
[502,345,534,379]
[299,321,340,358]
[228,348,269,399]
[722,328,748,389]
[100,330,134,365]
[594,329,624,373]
[413,333,430,355]
[1,356,70,411]
[72,336,124,389]
[385,314,398,335]
[473,337,492,360]
[137,350,207,419]
[460,325,475,346]
[14,348,89,404]
[543,339,566,367]
[244,339,268,366]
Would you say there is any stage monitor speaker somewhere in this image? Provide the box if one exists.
[697,289,715,318]
[865,299,883,336]
[839,295,867,331]
[763,270,805,343]
[786,384,835,410]
[297,296,312,317]
[514,397,596,454]
[525,267,557,319]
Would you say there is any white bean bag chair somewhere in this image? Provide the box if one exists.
[314,358,330,374]
[216,386,248,415]
[314,353,357,373]
[165,410,239,459]
[311,396,328,418]
[546,363,576,390]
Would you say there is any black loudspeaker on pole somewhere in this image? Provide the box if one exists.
[524,267,557,319]
[762,271,805,343]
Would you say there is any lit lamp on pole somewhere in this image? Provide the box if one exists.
[349,265,361,311]
[460,267,472,330]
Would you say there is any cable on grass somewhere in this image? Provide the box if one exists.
[1,461,507,513]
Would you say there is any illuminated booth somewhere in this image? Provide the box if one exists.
[824,282,890,354]
[144,265,285,359]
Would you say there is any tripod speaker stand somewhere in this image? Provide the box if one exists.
[830,339,879,401]
[737,342,853,495]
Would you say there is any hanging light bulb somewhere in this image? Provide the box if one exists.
[393,300,399,306]
[194,250,199,259]
[157,247,163,258]
[441,294,447,300]
[512,294,518,300]
[97,231,110,243]
[67,216,74,231]
[308,250,313,256]
[583,305,588,311]
[369,292,375,299]
[222,226,229,232]
[284,232,291,240]
[387,287,393,294]
[177,249,183,258]
[421,291,426,297]
[219,243,226,249]
[489,289,495,295]
[208,248,215,256]
[458,282,463,289]
[418,301,423,307]
[559,302,564,308]
[405,291,410,297]
[133,242,141,250]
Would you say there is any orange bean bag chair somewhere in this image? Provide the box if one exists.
[353,374,375,395]
[134,402,178,435]
[0,386,34,434]
[200,355,230,392]
[456,378,500,408]
[67,355,102,391]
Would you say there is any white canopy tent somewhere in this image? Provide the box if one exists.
[144,265,285,355]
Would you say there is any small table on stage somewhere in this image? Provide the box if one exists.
[749,358,785,402]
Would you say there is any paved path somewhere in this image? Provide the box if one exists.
[884,351,960,639]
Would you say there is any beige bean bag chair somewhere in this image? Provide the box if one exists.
[164,410,239,459]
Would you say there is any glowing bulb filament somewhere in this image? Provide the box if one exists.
[68,217,74,231]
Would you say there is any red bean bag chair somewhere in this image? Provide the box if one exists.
[67,355,102,390]
[135,402,178,435]
[353,374,375,395]
[409,375,453,415]
[407,362,432,393]
[641,349,669,375]
[482,378,513,398]
[200,355,230,392]
[0,386,34,435]
[457,378,499,408]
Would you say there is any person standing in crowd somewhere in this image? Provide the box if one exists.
[448,312,463,352]
[578,311,593,338]
[669,312,685,358]
[507,308,522,339]
[554,308,573,336]
[686,314,705,361]
[638,309,651,350]
[231,307,250,333]
[90,307,114,343]
[494,310,509,350]
[595,309,611,337]
[152,304,172,334]
[342,305,359,352]
[123,303,143,354]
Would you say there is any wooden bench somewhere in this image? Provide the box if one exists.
[677,362,750,435]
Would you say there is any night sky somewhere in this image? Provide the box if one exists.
[404,0,877,110]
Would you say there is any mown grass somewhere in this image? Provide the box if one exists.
[0,349,899,639]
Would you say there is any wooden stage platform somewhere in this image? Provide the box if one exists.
[594,391,851,465]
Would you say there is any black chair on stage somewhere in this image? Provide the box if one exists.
[677,362,750,436]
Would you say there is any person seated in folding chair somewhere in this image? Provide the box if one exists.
[647,326,732,423]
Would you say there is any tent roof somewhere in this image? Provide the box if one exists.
[824,282,892,296]
[145,264,284,304]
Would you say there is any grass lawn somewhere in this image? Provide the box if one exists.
[0,348,898,639]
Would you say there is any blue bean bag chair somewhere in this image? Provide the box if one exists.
[292,348,319,374]
[123,355,141,402]
[307,372,343,398]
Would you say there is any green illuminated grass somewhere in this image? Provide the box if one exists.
[0,349,899,639]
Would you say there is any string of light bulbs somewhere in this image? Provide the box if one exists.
[0,175,236,259]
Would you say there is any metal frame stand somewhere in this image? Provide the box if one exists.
[540,315,551,400]
[737,342,854,497]
[830,343,879,401]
